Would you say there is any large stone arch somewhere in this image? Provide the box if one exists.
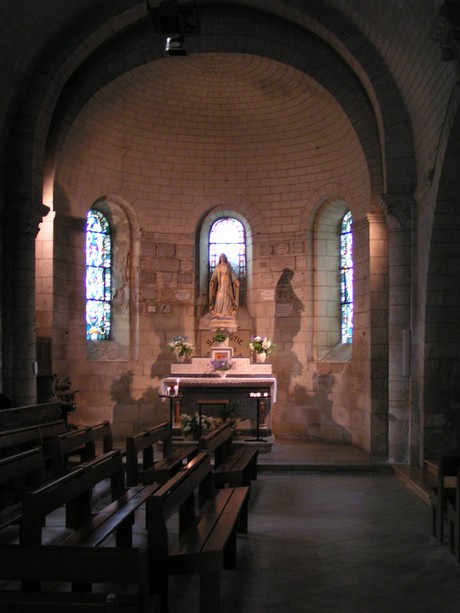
[422,105,460,458]
[3,0,416,409]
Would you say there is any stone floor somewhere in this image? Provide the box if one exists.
[3,438,459,612]
[164,439,460,613]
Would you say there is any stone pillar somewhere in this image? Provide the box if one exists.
[9,201,50,405]
[380,194,415,464]
[366,212,389,459]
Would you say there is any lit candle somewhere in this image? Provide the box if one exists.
[174,385,178,396]
[176,378,180,395]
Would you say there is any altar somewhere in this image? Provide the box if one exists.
[161,357,277,442]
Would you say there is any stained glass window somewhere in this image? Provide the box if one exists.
[340,211,353,343]
[86,210,111,341]
[209,217,246,304]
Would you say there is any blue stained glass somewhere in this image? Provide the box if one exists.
[86,210,111,341]
[209,217,246,304]
[340,211,353,343]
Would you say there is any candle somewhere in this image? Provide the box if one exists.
[176,378,180,394]
[174,385,178,396]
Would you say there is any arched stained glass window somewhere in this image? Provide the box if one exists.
[340,211,353,343]
[86,210,111,341]
[209,217,246,304]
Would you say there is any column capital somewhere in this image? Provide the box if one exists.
[378,193,415,230]
[11,201,51,238]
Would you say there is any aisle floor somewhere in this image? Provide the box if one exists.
[164,439,460,613]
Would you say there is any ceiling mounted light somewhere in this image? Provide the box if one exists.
[165,35,187,56]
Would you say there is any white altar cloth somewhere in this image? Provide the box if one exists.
[161,376,277,403]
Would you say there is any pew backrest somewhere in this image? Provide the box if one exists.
[0,543,153,612]
[125,421,172,486]
[0,402,61,431]
[21,449,125,544]
[0,424,41,459]
[51,426,95,476]
[199,422,233,466]
[0,448,47,528]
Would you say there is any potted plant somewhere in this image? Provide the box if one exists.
[213,329,229,346]
[50,374,78,426]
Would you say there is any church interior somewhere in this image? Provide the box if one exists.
[1,0,460,610]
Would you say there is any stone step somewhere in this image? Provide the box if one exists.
[392,464,436,506]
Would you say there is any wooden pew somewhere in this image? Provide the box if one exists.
[0,448,47,531]
[0,420,67,471]
[51,421,124,478]
[20,448,161,552]
[0,402,61,431]
[0,423,43,459]
[0,544,155,612]
[51,426,96,477]
[20,450,126,544]
[89,420,126,459]
[430,455,460,543]
[126,421,198,486]
[446,467,460,561]
[39,419,68,471]
[199,421,258,488]
[146,450,250,613]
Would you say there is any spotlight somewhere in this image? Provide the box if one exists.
[165,35,187,56]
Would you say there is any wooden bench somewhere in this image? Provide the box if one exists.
[39,419,69,470]
[20,449,127,544]
[126,421,198,487]
[0,420,67,472]
[51,421,125,478]
[430,455,460,543]
[446,466,460,561]
[90,419,122,454]
[0,543,155,612]
[51,426,96,477]
[0,423,43,459]
[199,421,258,488]
[0,447,47,531]
[0,401,61,431]
[146,450,250,613]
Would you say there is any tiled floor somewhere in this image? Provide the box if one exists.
[166,439,460,613]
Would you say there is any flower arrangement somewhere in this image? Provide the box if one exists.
[167,335,194,358]
[211,358,233,372]
[180,413,216,439]
[248,335,275,355]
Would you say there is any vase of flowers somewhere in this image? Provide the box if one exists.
[211,357,233,377]
[180,413,216,439]
[167,335,194,361]
[248,335,275,363]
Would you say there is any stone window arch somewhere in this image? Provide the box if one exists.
[199,210,252,310]
[86,209,112,341]
[86,199,135,361]
[208,217,246,305]
[314,200,353,361]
